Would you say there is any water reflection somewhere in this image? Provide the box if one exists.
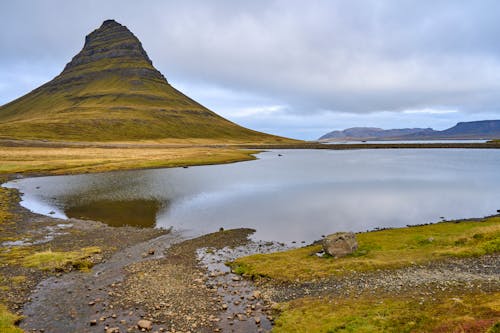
[4,149,500,243]
[65,199,162,228]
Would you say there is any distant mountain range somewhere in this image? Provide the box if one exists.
[319,120,500,141]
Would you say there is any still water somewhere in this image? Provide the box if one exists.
[4,149,500,243]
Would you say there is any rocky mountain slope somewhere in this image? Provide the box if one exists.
[0,20,290,143]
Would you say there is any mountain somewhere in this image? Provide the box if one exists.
[414,120,500,139]
[319,120,500,141]
[0,20,290,143]
[319,127,435,141]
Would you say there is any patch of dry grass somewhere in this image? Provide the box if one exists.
[22,246,102,272]
[0,146,259,175]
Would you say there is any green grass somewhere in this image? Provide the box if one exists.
[273,292,500,333]
[230,217,500,281]
[22,247,101,272]
[0,304,23,333]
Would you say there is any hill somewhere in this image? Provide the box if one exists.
[0,20,291,143]
[319,127,435,141]
[319,120,500,141]
[411,120,500,139]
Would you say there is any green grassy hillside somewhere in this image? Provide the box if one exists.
[0,20,292,143]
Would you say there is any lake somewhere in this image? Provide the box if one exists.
[4,149,500,243]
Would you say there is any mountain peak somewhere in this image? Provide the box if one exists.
[63,19,153,73]
[101,19,121,27]
[0,20,289,143]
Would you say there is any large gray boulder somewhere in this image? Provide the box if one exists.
[322,232,358,258]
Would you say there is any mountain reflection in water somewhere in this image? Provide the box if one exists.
[65,199,162,228]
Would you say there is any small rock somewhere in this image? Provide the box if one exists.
[106,328,120,333]
[90,320,97,326]
[254,316,261,325]
[252,291,261,299]
[137,319,153,331]
[231,276,241,281]
[147,248,155,255]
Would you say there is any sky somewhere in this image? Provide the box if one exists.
[1,1,500,140]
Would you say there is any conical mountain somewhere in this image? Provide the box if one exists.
[0,20,289,142]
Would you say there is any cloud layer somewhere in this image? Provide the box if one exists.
[1,0,499,139]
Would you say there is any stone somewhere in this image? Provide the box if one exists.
[137,319,153,331]
[252,291,262,299]
[322,232,358,258]
[147,248,155,255]
[90,319,97,326]
[254,316,261,324]
[106,328,120,333]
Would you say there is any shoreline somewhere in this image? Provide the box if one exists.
[1,138,500,150]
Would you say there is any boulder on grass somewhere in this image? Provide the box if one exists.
[322,232,358,258]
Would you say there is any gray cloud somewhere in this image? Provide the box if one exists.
[1,0,499,139]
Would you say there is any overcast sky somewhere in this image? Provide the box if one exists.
[1,1,499,139]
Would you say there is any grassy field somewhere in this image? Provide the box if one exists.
[0,146,260,175]
[230,217,500,281]
[273,292,500,333]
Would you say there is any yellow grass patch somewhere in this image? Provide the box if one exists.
[22,246,101,272]
[0,146,259,175]
[0,304,23,333]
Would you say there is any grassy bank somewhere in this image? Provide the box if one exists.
[230,217,500,282]
[0,146,259,175]
[273,292,500,333]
